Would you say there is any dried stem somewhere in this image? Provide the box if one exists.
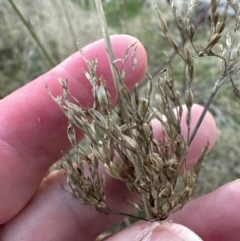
[94,0,130,126]
[94,0,153,220]
[188,79,220,146]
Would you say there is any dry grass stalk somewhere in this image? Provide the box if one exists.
[48,0,240,221]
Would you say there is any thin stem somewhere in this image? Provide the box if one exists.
[94,0,129,124]
[188,89,217,146]
[188,73,229,146]
[111,210,149,221]
[94,0,154,220]
[7,0,56,67]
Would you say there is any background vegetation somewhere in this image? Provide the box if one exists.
[1,0,240,235]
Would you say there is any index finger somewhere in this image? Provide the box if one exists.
[0,35,147,224]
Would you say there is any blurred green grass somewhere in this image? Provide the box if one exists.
[1,0,240,235]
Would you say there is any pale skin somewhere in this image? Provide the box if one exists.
[0,35,239,241]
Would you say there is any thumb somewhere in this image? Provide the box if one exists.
[105,221,203,241]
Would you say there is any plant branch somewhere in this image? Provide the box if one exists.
[137,4,209,91]
[94,0,155,220]
[188,73,229,146]
[94,0,129,125]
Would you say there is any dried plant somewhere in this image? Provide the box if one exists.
[48,0,240,222]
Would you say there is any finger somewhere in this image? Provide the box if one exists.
[105,221,203,241]
[0,35,147,224]
[0,106,217,239]
[168,179,240,241]
[0,171,135,241]
[152,104,217,169]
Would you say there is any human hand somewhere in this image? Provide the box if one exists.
[0,35,239,241]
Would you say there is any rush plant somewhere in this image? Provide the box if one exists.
[48,0,240,221]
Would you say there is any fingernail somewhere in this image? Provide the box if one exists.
[149,221,203,241]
